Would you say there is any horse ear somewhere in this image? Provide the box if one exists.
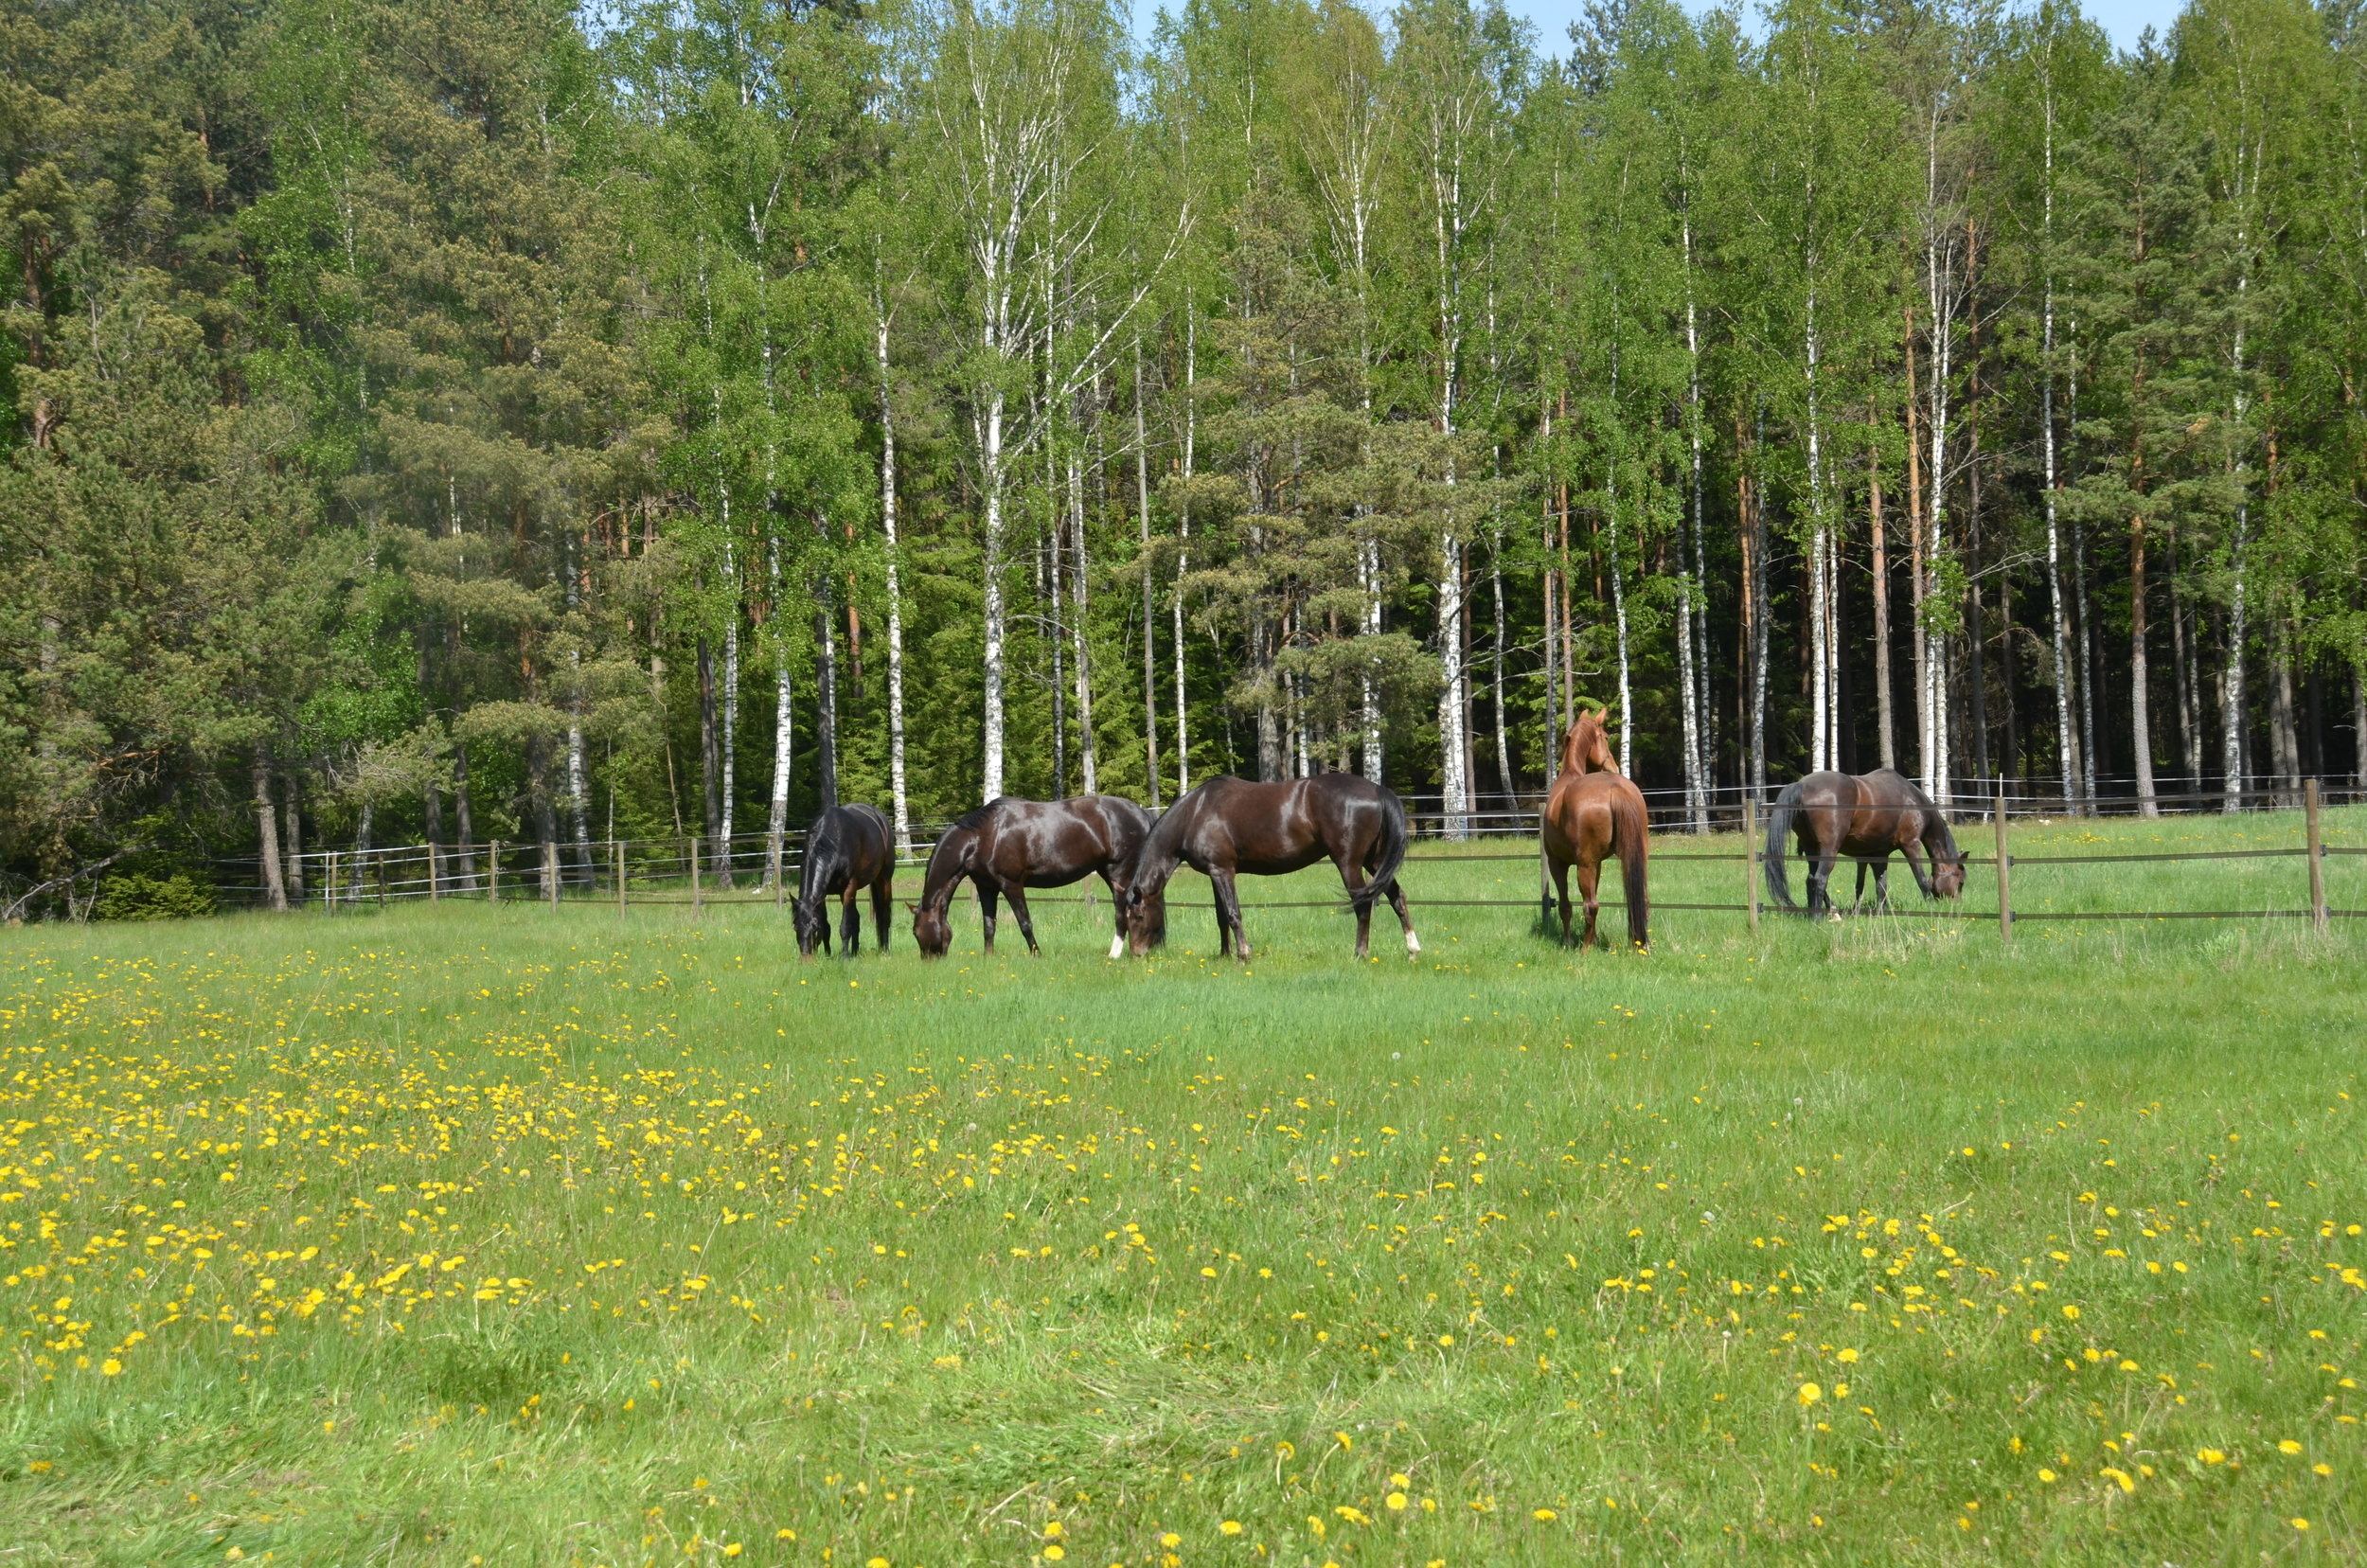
[904,901,920,915]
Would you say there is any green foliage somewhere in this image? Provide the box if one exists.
[91,870,216,920]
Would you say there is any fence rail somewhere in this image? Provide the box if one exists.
[40,771,2360,938]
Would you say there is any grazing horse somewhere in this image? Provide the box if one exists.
[1117,774,1417,962]
[1764,769,1966,918]
[792,803,896,957]
[910,794,1165,959]
[1539,708,1651,950]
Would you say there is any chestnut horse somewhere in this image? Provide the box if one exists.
[1540,708,1650,950]
[792,803,896,957]
[1117,774,1417,962]
[1763,769,1965,918]
[910,794,1165,959]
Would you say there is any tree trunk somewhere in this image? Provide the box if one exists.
[424,769,445,899]
[698,633,722,865]
[1071,458,1096,796]
[282,777,306,902]
[453,739,477,891]
[766,535,795,883]
[2271,629,2301,808]
[2130,516,2158,816]
[2222,510,2249,812]
[813,589,840,812]
[1134,332,1160,808]
[1870,445,1895,773]
[252,755,287,912]
[981,385,1009,802]
[1491,531,1511,795]
[879,303,911,855]
[1437,534,1468,836]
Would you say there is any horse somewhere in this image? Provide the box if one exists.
[910,794,1166,959]
[792,803,896,957]
[1117,774,1417,962]
[1763,768,1966,918]
[1539,708,1651,950]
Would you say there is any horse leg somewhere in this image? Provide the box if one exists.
[1213,869,1250,962]
[1809,847,1840,920]
[1851,861,1870,916]
[1901,841,1937,900]
[1100,871,1127,959]
[871,879,892,953]
[978,882,1000,954]
[1333,852,1373,960]
[1550,859,1575,948]
[1576,858,1603,950]
[1875,863,1894,914]
[1388,879,1420,956]
[840,889,861,954]
[1004,883,1041,956]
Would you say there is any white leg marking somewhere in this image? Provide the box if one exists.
[1405,931,1422,954]
[1109,934,1127,960]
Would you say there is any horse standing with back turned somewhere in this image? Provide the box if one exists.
[1539,707,1651,950]
[1763,769,1966,918]
[910,794,1165,959]
[792,803,897,957]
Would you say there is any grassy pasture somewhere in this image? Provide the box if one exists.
[0,808,2362,1566]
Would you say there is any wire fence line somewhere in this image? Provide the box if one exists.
[169,774,2362,941]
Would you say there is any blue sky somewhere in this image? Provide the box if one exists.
[1506,0,2183,55]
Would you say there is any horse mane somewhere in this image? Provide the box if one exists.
[949,803,992,833]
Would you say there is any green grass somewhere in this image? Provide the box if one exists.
[2,809,2362,1566]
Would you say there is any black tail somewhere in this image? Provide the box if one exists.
[1764,779,1805,912]
[1611,785,1651,949]
[1358,788,1409,916]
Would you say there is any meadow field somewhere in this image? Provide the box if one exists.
[2,808,2362,1566]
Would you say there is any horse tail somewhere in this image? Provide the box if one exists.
[1612,783,1650,949]
[1357,786,1409,917]
[1764,778,1805,912]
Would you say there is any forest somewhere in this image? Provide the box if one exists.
[6,0,2365,911]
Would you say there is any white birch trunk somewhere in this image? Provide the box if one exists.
[879,304,911,856]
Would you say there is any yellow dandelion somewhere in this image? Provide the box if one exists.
[2292,1519,2310,1532]
[2198,1449,2225,1465]
[100,1359,121,1377]
[2278,1440,2303,1455]
[2038,1469,2057,1484]
[1835,1348,1858,1363]
[1532,1508,1557,1522]
[1160,1534,1182,1549]
[1042,1547,1065,1561]
[1219,1520,1243,1536]
[1385,1493,1408,1511]
[1797,1381,1823,1406]
[1043,1522,1064,1540]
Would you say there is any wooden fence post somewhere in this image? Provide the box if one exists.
[1995,787,2013,944]
[690,835,703,917]
[2306,777,2327,932]
[427,840,441,904]
[1745,793,1760,934]
[544,841,559,909]
[489,842,500,903]
[615,839,627,917]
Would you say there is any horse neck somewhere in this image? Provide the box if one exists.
[1921,813,1957,861]
[917,829,973,912]
[1133,805,1189,892]
[1558,727,1589,778]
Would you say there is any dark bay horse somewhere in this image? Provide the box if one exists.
[910,794,1164,958]
[1118,774,1416,962]
[1539,708,1650,950]
[792,803,896,957]
[1765,769,1966,918]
